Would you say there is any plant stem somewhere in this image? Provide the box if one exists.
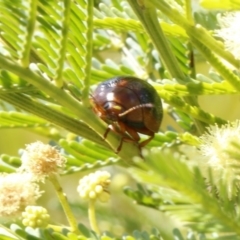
[82,0,94,105]
[49,174,80,234]
[185,0,194,24]
[160,91,226,126]
[48,224,71,232]
[20,0,38,67]
[127,0,185,81]
[54,0,71,87]
[190,37,240,91]
[88,199,100,234]
[184,0,196,79]
[0,92,108,148]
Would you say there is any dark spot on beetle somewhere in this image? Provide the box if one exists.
[103,102,110,110]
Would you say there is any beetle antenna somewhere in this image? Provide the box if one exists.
[118,103,153,117]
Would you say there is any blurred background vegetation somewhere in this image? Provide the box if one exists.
[1,0,240,239]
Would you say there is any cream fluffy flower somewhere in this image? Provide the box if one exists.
[200,121,240,169]
[215,12,240,60]
[0,173,42,218]
[19,141,66,182]
[199,120,240,195]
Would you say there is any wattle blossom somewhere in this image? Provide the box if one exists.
[77,171,111,202]
[22,206,50,228]
[198,120,240,196]
[0,173,42,218]
[215,12,240,60]
[19,141,66,182]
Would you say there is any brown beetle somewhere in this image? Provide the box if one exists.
[91,76,163,152]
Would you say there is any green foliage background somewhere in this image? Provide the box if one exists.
[1,0,240,239]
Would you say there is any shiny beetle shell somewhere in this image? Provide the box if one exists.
[92,76,163,152]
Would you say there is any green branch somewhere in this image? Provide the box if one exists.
[54,0,71,87]
[127,0,206,134]
[161,92,227,125]
[185,0,194,24]
[82,0,94,105]
[20,0,38,67]
[190,37,240,91]
[153,80,237,96]
[0,56,141,162]
[93,18,186,37]
[0,93,108,148]
[148,0,239,69]
[50,175,80,234]
[127,0,185,80]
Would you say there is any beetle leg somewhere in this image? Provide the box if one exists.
[118,122,140,143]
[103,125,112,139]
[103,123,127,153]
[115,122,140,152]
[139,133,154,148]
[103,122,141,153]
[116,138,124,153]
[124,125,140,142]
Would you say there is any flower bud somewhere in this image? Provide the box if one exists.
[22,206,50,228]
[77,171,111,202]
